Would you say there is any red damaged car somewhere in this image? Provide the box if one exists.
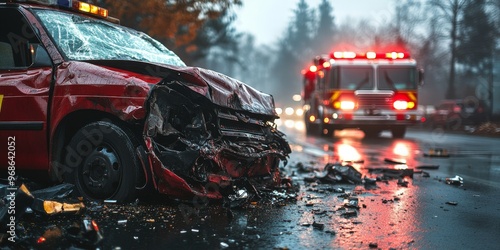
[0,0,290,202]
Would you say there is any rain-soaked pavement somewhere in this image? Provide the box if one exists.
[3,121,500,249]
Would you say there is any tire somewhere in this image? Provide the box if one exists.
[305,114,320,135]
[391,126,406,138]
[64,121,139,202]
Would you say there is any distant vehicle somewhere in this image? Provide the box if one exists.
[0,0,290,202]
[430,98,488,129]
[301,51,424,138]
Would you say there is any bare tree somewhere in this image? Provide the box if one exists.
[428,0,468,99]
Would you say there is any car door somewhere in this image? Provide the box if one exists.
[0,7,53,170]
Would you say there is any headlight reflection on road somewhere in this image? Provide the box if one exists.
[336,143,362,162]
[393,142,410,157]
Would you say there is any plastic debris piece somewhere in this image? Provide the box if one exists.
[416,165,439,170]
[191,229,199,233]
[342,159,365,164]
[324,163,362,184]
[397,178,409,187]
[31,183,74,200]
[363,177,377,189]
[30,198,85,215]
[227,189,250,208]
[445,175,463,186]
[220,242,229,248]
[384,158,406,164]
[342,209,357,218]
[368,168,414,179]
[104,200,117,203]
[446,201,458,206]
[312,221,325,230]
[117,220,127,225]
[66,217,104,247]
[343,197,359,209]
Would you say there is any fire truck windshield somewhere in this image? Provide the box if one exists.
[33,9,186,67]
[378,66,417,90]
[330,66,374,90]
[329,66,416,91]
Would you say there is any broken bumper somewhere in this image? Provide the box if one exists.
[142,84,291,200]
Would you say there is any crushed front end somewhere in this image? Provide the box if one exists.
[143,68,291,200]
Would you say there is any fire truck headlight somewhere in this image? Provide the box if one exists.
[393,100,408,110]
[340,101,355,110]
[393,100,416,110]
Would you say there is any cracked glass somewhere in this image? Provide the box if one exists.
[33,9,186,67]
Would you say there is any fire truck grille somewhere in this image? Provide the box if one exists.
[356,94,392,109]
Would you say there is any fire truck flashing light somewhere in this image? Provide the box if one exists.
[20,0,109,18]
[330,51,410,60]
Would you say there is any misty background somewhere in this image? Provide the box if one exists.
[93,0,500,118]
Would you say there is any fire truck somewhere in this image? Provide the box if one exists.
[302,51,424,138]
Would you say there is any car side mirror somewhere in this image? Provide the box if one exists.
[418,68,424,87]
[30,44,52,68]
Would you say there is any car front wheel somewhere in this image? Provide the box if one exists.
[64,121,139,202]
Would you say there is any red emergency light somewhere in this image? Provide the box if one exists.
[330,51,410,60]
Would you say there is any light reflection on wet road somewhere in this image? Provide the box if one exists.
[277,119,500,249]
[28,119,500,250]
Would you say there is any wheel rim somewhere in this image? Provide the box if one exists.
[80,145,121,199]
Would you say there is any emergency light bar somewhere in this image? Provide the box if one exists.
[20,0,109,18]
[330,51,410,60]
[57,0,108,18]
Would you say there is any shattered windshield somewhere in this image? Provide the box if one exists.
[33,9,186,67]
[377,67,416,90]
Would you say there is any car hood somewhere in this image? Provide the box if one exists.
[87,60,278,117]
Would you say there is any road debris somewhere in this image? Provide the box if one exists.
[312,221,325,230]
[323,163,362,184]
[416,165,439,170]
[445,175,464,186]
[367,168,414,179]
[66,218,104,248]
[424,148,450,157]
[397,178,409,187]
[384,158,407,164]
[343,196,360,209]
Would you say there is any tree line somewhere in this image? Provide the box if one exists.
[92,0,500,114]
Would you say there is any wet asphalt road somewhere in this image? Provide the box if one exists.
[14,121,500,249]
